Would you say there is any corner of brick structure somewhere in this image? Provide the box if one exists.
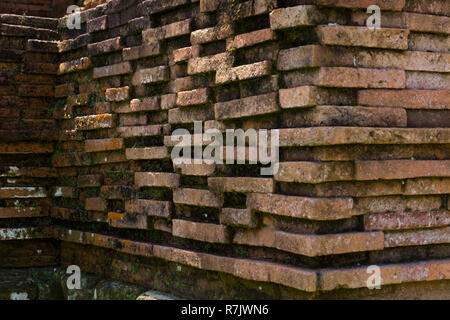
[0,0,449,300]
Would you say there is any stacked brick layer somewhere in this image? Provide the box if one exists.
[0,0,449,299]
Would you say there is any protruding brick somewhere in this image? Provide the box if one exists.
[135,172,180,188]
[220,208,257,228]
[355,160,450,180]
[126,147,168,160]
[358,90,450,109]
[247,193,354,220]
[269,5,322,30]
[365,210,450,231]
[208,177,274,193]
[172,219,230,243]
[93,62,132,79]
[125,199,172,218]
[105,86,130,102]
[173,188,223,208]
[131,66,169,85]
[317,25,409,50]
[215,92,279,120]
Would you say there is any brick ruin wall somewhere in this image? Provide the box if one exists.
[0,0,449,299]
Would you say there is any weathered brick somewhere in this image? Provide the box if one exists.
[105,86,130,102]
[0,207,44,219]
[234,228,384,256]
[135,172,180,188]
[269,5,322,30]
[131,66,169,85]
[278,127,450,147]
[142,19,191,42]
[74,114,114,131]
[282,105,407,128]
[0,187,46,199]
[200,0,220,12]
[172,219,230,243]
[85,138,124,153]
[317,0,405,11]
[384,227,450,248]
[100,185,134,199]
[87,15,108,33]
[277,45,353,71]
[227,29,275,50]
[215,92,279,120]
[279,86,349,109]
[173,188,223,208]
[317,25,409,50]
[319,260,450,291]
[365,210,450,231]
[117,124,169,138]
[78,174,102,187]
[405,178,450,195]
[87,37,122,56]
[356,50,449,73]
[247,193,354,220]
[85,198,107,211]
[114,97,159,113]
[191,24,233,45]
[173,46,200,63]
[176,88,209,106]
[123,42,161,61]
[125,199,172,217]
[93,62,132,79]
[220,208,257,228]
[358,90,450,109]
[216,61,272,84]
[315,67,406,89]
[208,177,274,194]
[58,57,92,74]
[120,114,147,126]
[175,163,216,176]
[354,196,442,214]
[275,161,354,184]
[355,160,450,180]
[187,52,234,75]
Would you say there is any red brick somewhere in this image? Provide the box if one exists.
[85,198,107,211]
[123,42,161,61]
[214,92,279,120]
[173,188,223,208]
[275,161,354,184]
[85,138,124,153]
[208,177,274,193]
[269,5,322,30]
[172,219,230,244]
[93,62,132,79]
[317,25,409,50]
[317,0,405,11]
[227,29,275,50]
[355,160,450,180]
[135,172,180,188]
[247,193,354,220]
[365,210,450,231]
[125,147,168,160]
[105,86,130,102]
[176,88,209,106]
[358,90,450,109]
[125,199,172,218]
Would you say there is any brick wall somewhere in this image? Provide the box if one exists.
[0,0,76,17]
[0,0,449,299]
[0,14,59,267]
